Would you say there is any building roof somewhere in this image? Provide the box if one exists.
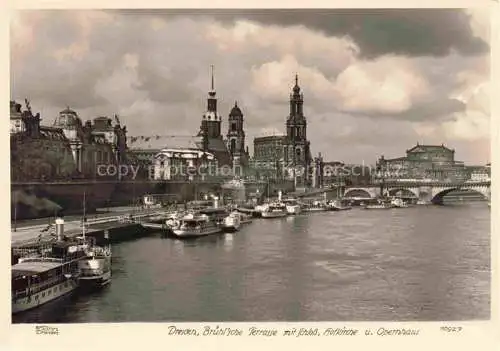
[384,156,407,162]
[128,135,202,150]
[60,107,77,115]
[200,137,231,166]
[229,102,243,116]
[38,127,68,141]
[254,135,287,142]
[199,137,228,152]
[407,143,454,153]
[155,149,215,160]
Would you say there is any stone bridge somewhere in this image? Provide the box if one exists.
[341,181,491,204]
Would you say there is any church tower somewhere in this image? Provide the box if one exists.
[199,65,222,148]
[285,75,311,186]
[227,101,246,175]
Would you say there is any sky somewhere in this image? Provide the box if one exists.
[10,8,491,165]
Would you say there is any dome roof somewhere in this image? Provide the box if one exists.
[230,102,242,116]
[60,106,77,115]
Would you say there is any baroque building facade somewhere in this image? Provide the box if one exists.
[10,100,127,182]
[375,143,468,182]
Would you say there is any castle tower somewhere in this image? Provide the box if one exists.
[199,65,222,146]
[285,75,311,187]
[227,101,246,175]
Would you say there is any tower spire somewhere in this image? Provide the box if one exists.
[295,73,298,86]
[211,64,215,91]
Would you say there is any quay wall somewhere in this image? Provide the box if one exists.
[11,180,225,220]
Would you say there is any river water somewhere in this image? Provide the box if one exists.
[13,202,490,323]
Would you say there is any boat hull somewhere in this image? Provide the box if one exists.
[261,211,287,218]
[221,225,239,233]
[364,206,393,210]
[79,271,111,290]
[286,205,301,215]
[172,227,222,239]
[12,278,78,314]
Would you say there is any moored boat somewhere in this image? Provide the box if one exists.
[327,199,352,211]
[77,237,112,290]
[303,200,328,212]
[171,213,222,239]
[391,198,409,208]
[364,199,394,210]
[11,219,89,314]
[261,202,287,218]
[253,203,268,218]
[283,199,302,215]
[221,211,241,232]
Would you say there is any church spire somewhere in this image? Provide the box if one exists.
[293,73,300,94]
[209,65,216,97]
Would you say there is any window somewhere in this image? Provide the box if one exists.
[230,139,236,154]
[296,148,301,158]
[231,123,237,132]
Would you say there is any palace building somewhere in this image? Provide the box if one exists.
[375,143,468,181]
[10,100,127,182]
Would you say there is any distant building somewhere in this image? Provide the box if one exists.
[283,75,312,187]
[52,107,127,178]
[376,143,468,181]
[250,135,287,181]
[197,66,233,170]
[153,139,216,181]
[250,75,313,187]
[10,100,127,182]
[465,164,491,182]
[130,66,247,181]
[226,102,250,177]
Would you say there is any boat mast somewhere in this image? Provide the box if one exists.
[82,191,86,240]
[13,191,17,232]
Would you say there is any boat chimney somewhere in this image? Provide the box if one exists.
[55,218,64,241]
[213,196,219,209]
[278,190,282,201]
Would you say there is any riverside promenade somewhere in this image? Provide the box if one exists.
[11,206,168,247]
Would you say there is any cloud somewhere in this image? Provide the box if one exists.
[333,55,430,114]
[128,8,489,58]
[9,9,490,165]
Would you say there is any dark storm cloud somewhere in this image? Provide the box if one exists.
[115,8,489,58]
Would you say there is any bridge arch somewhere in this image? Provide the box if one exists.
[431,188,459,204]
[387,188,418,198]
[432,187,490,204]
[344,188,374,199]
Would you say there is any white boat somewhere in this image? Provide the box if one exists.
[303,200,328,212]
[261,202,287,218]
[11,240,88,314]
[221,212,241,232]
[171,213,222,239]
[253,204,269,217]
[391,198,409,208]
[231,210,253,224]
[327,199,352,211]
[283,199,301,215]
[416,200,430,205]
[364,199,394,210]
[78,237,112,290]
